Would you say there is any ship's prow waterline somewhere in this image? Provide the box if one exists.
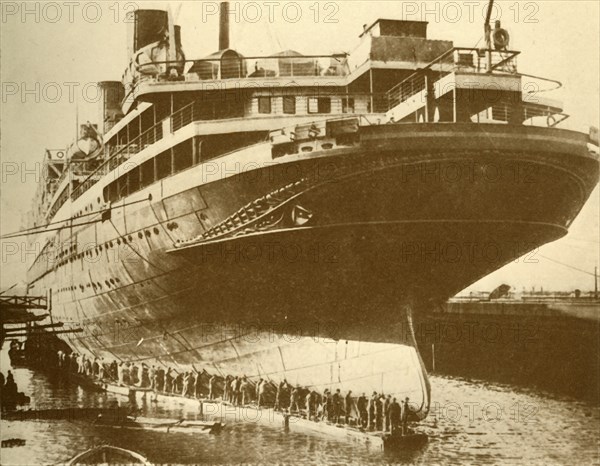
[20,5,599,422]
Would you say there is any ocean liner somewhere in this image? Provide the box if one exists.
[21,2,599,419]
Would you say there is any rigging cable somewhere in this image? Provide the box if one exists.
[0,196,152,240]
[537,254,597,277]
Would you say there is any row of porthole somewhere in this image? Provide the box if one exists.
[51,226,167,270]
[58,244,78,259]
[73,198,104,219]
[57,277,122,294]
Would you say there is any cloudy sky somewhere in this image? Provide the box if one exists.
[1,1,598,292]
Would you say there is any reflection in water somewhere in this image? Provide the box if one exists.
[1,349,598,465]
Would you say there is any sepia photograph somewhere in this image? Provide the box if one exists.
[0,1,598,464]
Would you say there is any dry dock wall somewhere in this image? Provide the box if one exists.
[413,302,600,402]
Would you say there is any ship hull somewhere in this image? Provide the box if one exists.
[27,123,599,419]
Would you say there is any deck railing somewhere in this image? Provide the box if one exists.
[385,47,520,111]
[121,54,349,100]
[71,122,163,201]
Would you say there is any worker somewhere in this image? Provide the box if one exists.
[188,370,196,397]
[110,360,118,381]
[173,372,182,394]
[4,371,17,399]
[223,375,231,402]
[326,389,334,421]
[332,389,342,424]
[255,378,262,402]
[357,393,367,428]
[231,376,240,406]
[123,363,131,386]
[275,380,284,410]
[129,364,138,386]
[85,357,93,377]
[376,394,385,431]
[182,371,190,396]
[305,390,313,420]
[390,397,401,435]
[78,354,85,374]
[257,379,267,408]
[344,390,353,424]
[289,385,300,413]
[367,392,376,431]
[243,377,253,405]
[149,365,156,390]
[98,358,106,380]
[165,367,174,393]
[401,397,411,435]
[208,374,217,400]
[156,367,165,392]
[319,390,327,420]
[194,370,202,399]
[117,362,125,385]
[384,394,392,432]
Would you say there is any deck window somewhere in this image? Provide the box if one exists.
[103,183,118,203]
[127,166,140,194]
[318,97,331,114]
[342,97,355,114]
[308,97,331,114]
[116,176,128,198]
[258,96,272,114]
[173,140,194,172]
[140,158,155,188]
[283,96,296,114]
[156,150,172,180]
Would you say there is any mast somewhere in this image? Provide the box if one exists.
[219,1,230,50]
[167,6,176,72]
[485,0,494,72]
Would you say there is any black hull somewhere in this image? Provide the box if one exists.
[26,124,599,420]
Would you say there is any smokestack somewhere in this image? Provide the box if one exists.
[219,1,230,50]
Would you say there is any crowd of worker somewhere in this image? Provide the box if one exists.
[55,350,414,435]
[0,370,30,411]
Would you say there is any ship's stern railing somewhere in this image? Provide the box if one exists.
[385,47,520,110]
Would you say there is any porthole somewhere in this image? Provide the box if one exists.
[138,232,143,239]
[153,227,160,235]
